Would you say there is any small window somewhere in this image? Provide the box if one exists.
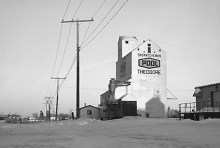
[148,44,151,53]
[87,110,92,115]
[125,41,129,44]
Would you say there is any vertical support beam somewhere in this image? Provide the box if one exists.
[76,20,80,119]
[61,18,94,119]
[45,97,53,122]
[48,101,51,122]
[51,77,66,121]
[56,78,59,121]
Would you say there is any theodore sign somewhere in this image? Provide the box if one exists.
[137,58,161,75]
[138,58,160,69]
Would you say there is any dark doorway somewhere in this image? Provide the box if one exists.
[122,101,137,116]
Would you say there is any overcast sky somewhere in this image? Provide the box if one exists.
[1,0,220,117]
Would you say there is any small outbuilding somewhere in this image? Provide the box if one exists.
[79,105,100,119]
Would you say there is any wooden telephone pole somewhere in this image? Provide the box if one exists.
[51,77,66,121]
[61,18,94,119]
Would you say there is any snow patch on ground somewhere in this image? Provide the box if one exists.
[0,117,220,148]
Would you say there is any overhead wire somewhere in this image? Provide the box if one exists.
[56,23,73,76]
[44,0,73,98]
[72,0,84,19]
[81,0,128,49]
[48,23,73,97]
[167,89,178,100]
[53,0,106,93]
[80,0,120,47]
[49,0,128,97]
[50,0,85,97]
[59,54,77,89]
[80,0,106,47]
[55,0,84,78]
[55,0,128,94]
[63,0,72,19]
[50,54,77,98]
[48,0,84,98]
[45,24,63,97]
[92,0,106,18]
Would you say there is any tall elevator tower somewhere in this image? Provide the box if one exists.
[116,36,167,117]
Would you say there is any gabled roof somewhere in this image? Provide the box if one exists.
[79,105,100,110]
[195,82,220,89]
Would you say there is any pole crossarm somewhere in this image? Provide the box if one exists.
[61,18,94,23]
[44,96,53,101]
[51,77,66,79]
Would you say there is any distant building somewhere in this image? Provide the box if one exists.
[79,105,100,119]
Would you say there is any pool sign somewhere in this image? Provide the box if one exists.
[138,58,160,69]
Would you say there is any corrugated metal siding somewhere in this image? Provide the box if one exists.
[122,101,137,116]
[79,106,99,119]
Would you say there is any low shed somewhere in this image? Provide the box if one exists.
[79,105,100,119]
[193,82,220,110]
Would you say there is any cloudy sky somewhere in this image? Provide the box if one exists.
[0,0,220,116]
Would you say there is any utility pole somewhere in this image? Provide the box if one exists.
[44,97,53,122]
[43,102,48,121]
[61,18,94,119]
[51,77,66,121]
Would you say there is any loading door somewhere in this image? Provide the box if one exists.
[211,90,220,107]
[122,101,137,116]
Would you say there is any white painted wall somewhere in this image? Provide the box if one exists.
[116,37,167,117]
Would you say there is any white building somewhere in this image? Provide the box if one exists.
[115,36,167,118]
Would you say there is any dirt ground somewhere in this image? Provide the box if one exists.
[0,117,220,148]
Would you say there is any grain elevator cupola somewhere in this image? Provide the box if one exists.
[118,36,138,60]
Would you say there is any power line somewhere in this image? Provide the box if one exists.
[72,0,84,19]
[56,23,73,76]
[45,24,64,97]
[62,86,193,92]
[45,0,73,98]
[49,54,78,99]
[54,0,128,95]
[59,54,77,90]
[80,21,92,47]
[63,0,72,19]
[47,23,73,98]
[92,0,106,18]
[81,0,120,46]
[81,0,128,49]
[80,0,106,47]
[46,0,127,98]
[48,0,84,98]
[167,89,178,100]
